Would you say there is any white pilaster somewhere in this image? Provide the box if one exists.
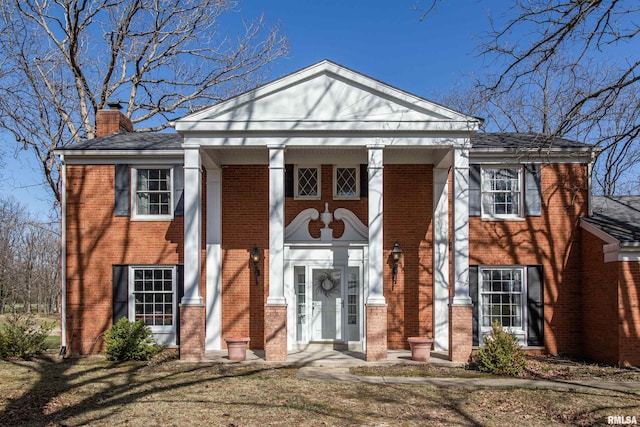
[452,147,472,305]
[366,145,386,305]
[433,167,450,351]
[267,145,286,305]
[182,147,204,305]
[205,167,222,349]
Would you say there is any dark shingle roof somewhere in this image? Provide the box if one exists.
[583,196,640,243]
[62,132,182,151]
[470,133,593,150]
[59,131,595,152]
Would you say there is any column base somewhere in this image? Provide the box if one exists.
[449,303,473,363]
[265,304,287,361]
[366,304,388,362]
[179,304,205,361]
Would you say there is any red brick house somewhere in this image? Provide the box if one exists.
[56,60,638,365]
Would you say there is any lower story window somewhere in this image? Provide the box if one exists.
[479,266,525,340]
[130,266,175,329]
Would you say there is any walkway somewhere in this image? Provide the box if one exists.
[205,349,462,367]
[204,349,640,394]
[296,367,640,393]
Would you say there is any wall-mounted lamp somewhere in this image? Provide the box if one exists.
[251,245,261,286]
[391,242,403,289]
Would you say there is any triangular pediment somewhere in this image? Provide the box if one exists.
[175,60,480,134]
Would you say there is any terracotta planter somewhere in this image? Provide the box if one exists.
[408,337,434,362]
[224,337,250,361]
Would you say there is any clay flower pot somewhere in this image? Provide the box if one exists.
[408,337,434,362]
[224,337,251,361]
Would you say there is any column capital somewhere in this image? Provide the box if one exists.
[183,147,201,170]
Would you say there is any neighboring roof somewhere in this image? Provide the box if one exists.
[57,131,596,153]
[471,133,595,150]
[583,196,640,243]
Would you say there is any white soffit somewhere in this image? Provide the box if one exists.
[175,60,480,136]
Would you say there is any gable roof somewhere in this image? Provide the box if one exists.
[174,59,481,134]
[583,196,640,244]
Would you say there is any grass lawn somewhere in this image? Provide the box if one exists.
[1,355,639,426]
[0,313,60,350]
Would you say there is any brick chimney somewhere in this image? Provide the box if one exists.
[95,102,134,138]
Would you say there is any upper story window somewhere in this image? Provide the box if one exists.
[481,167,522,219]
[132,168,173,220]
[295,166,321,200]
[334,166,359,199]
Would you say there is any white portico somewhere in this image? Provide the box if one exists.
[174,60,480,361]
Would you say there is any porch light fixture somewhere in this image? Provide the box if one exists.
[391,242,403,289]
[251,245,261,286]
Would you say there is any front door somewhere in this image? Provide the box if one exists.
[311,268,343,341]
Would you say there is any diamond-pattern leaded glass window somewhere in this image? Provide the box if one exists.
[295,166,320,199]
[334,166,359,199]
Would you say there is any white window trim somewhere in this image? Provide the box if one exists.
[333,165,360,200]
[131,166,174,221]
[478,265,527,345]
[128,265,177,336]
[294,165,321,200]
[480,166,524,220]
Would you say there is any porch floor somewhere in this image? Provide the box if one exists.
[203,349,464,367]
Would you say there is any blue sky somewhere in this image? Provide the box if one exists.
[1,0,500,219]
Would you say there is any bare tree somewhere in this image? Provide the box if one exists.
[420,0,640,195]
[0,0,288,203]
[0,197,60,314]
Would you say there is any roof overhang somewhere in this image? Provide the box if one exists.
[580,218,640,262]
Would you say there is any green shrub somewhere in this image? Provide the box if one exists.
[474,320,526,376]
[104,318,161,361]
[0,313,55,359]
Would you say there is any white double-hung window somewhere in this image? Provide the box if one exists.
[479,266,526,342]
[132,167,173,220]
[481,167,522,218]
[129,266,177,343]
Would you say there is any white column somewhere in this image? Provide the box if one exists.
[366,145,386,305]
[452,147,472,305]
[267,145,286,305]
[433,167,449,351]
[182,147,203,305]
[205,167,222,350]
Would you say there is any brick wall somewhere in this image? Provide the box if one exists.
[618,261,640,366]
[469,163,588,356]
[383,164,433,349]
[221,165,269,348]
[581,229,619,364]
[65,164,192,354]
